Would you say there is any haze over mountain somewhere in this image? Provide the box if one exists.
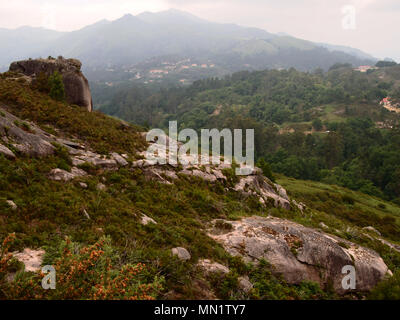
[0,26,65,70]
[0,9,377,75]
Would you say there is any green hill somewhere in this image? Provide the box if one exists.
[1,67,400,300]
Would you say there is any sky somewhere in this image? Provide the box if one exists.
[0,0,398,61]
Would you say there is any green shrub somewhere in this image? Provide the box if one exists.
[249,259,334,300]
[341,195,355,205]
[257,158,275,182]
[48,72,65,102]
[369,271,400,300]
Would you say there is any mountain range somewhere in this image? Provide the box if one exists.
[0,9,377,76]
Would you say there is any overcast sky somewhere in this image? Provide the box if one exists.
[0,0,398,61]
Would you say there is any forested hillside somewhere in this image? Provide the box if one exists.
[97,64,400,203]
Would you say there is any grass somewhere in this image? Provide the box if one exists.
[277,175,400,222]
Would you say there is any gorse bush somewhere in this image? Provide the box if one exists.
[0,233,16,296]
[0,235,164,300]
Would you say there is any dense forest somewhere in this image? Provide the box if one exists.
[96,64,400,203]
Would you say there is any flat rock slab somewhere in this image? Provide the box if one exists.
[209,216,391,293]
[197,259,230,274]
[0,107,55,157]
[13,248,45,272]
[140,214,157,225]
[172,247,191,261]
[6,200,17,210]
[0,144,16,158]
[49,167,87,181]
[111,152,129,166]
[234,175,291,210]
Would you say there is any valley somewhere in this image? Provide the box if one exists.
[1,4,400,303]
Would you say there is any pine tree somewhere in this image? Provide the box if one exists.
[48,71,65,101]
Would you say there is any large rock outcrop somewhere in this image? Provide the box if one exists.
[0,105,55,157]
[208,216,391,293]
[9,57,93,111]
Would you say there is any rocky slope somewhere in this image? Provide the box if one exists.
[0,106,293,211]
[1,103,394,294]
[0,105,55,157]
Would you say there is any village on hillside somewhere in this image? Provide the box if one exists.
[380,97,400,114]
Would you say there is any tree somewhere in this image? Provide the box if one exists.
[329,63,352,71]
[375,61,397,68]
[312,118,323,131]
[323,132,344,169]
[257,158,275,182]
[48,71,65,101]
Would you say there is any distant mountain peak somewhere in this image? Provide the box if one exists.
[122,13,134,18]
[115,13,140,22]
[137,8,208,24]
[112,13,146,26]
